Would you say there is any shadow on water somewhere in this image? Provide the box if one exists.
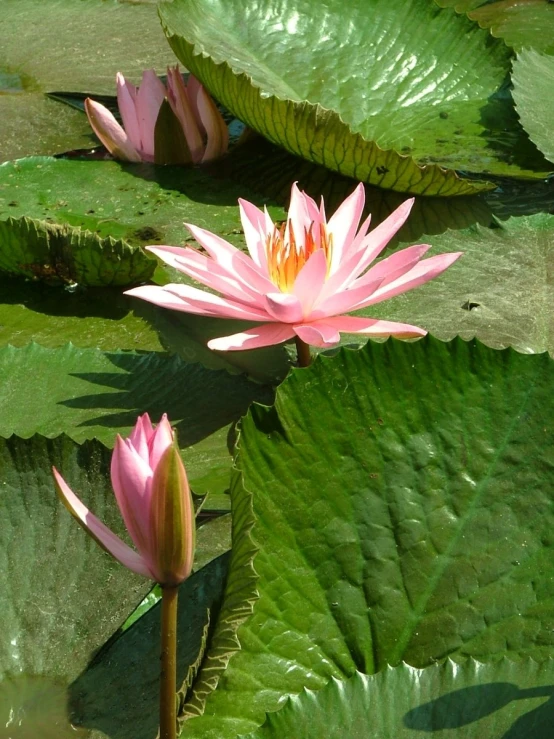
[404,681,554,737]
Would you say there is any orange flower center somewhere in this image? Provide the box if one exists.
[266,221,333,292]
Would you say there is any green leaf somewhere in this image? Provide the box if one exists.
[0,276,164,351]
[0,0,178,161]
[0,434,151,681]
[435,0,554,54]
[512,49,554,165]
[360,213,554,357]
[180,338,554,737]
[68,553,230,739]
[160,0,551,196]
[0,216,155,286]
[0,343,271,488]
[243,661,554,739]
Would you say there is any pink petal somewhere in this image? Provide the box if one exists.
[147,246,261,304]
[84,99,142,162]
[311,276,385,319]
[128,413,154,461]
[185,224,275,294]
[286,183,319,250]
[135,69,166,158]
[292,248,328,313]
[127,283,270,321]
[239,198,270,269]
[196,83,229,163]
[355,252,463,309]
[327,183,365,271]
[166,66,204,162]
[148,414,174,471]
[116,73,141,151]
[185,74,205,133]
[321,314,427,338]
[352,244,432,290]
[264,292,305,323]
[293,322,341,348]
[208,323,296,351]
[111,436,154,554]
[52,467,153,579]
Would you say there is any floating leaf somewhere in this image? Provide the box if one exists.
[180,338,554,737]
[512,49,554,165]
[0,343,272,488]
[243,661,554,739]
[161,0,551,196]
[436,0,554,54]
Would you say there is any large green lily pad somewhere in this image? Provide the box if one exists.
[0,434,151,682]
[0,0,178,161]
[0,276,163,351]
[436,0,554,54]
[161,0,552,196]
[178,338,554,737]
[0,343,271,487]
[244,661,554,738]
[362,213,554,357]
[513,49,554,166]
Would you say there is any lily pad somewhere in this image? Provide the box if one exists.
[362,213,554,357]
[161,0,552,196]
[244,661,554,738]
[0,276,163,351]
[512,49,554,165]
[0,343,272,487]
[178,338,554,737]
[0,434,151,681]
[0,0,178,161]
[436,0,554,54]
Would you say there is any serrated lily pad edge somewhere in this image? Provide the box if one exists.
[160,20,495,197]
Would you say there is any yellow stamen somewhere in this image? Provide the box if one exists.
[266,220,333,292]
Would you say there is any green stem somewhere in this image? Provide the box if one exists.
[160,585,179,739]
[295,336,312,367]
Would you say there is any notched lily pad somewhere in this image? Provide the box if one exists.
[0,216,155,286]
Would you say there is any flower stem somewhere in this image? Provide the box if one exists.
[160,585,179,739]
[295,336,312,367]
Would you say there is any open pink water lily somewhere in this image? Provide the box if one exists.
[52,414,195,587]
[125,184,462,351]
[85,66,228,164]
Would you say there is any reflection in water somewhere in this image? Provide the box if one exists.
[0,676,92,738]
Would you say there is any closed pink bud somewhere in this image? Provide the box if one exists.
[53,413,195,586]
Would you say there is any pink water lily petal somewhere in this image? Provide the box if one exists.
[185,74,205,133]
[239,199,270,269]
[327,183,365,271]
[208,323,296,351]
[292,248,328,313]
[322,314,427,338]
[128,413,154,461]
[185,224,272,291]
[293,321,341,347]
[52,467,153,579]
[349,198,415,273]
[312,276,385,319]
[286,183,319,249]
[116,73,141,152]
[147,246,260,304]
[135,69,166,158]
[356,252,463,309]
[111,437,154,554]
[148,413,174,471]
[166,67,204,162]
[197,83,229,163]
[84,99,142,162]
[163,283,270,320]
[125,285,211,314]
[352,244,432,290]
[265,292,305,323]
